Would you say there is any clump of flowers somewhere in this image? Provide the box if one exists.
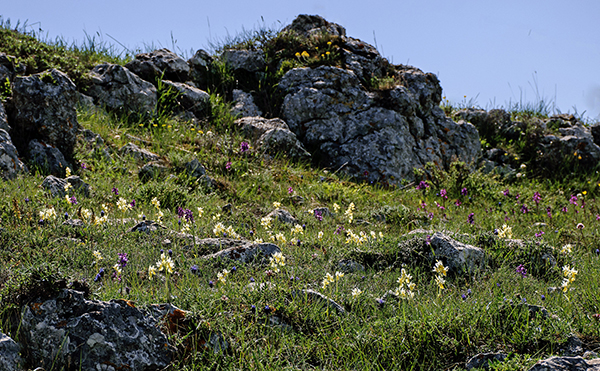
[92,250,103,266]
[394,268,416,299]
[217,269,230,285]
[117,197,131,212]
[261,216,272,230]
[561,265,578,293]
[291,224,304,235]
[467,213,475,224]
[322,271,344,290]
[269,252,286,274]
[561,244,573,254]
[273,202,281,209]
[351,287,363,299]
[416,181,430,191]
[155,252,175,275]
[39,207,57,221]
[345,202,355,224]
[345,229,368,245]
[333,203,340,213]
[497,224,513,239]
[516,264,527,278]
[433,260,449,294]
[240,141,250,153]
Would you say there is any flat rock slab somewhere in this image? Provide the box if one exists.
[204,242,281,264]
[0,332,22,371]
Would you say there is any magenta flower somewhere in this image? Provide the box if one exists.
[467,213,475,224]
[535,231,544,238]
[440,189,448,200]
[503,188,510,197]
[112,187,119,195]
[225,161,232,170]
[520,205,529,214]
[288,187,293,194]
[516,264,527,278]
[532,192,542,205]
[69,196,78,205]
[454,200,462,207]
[569,195,578,206]
[416,181,430,190]
[240,141,249,153]
[461,188,468,196]
[118,253,128,268]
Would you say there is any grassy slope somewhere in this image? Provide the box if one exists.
[0,24,599,371]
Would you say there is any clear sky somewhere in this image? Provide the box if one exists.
[3,0,599,121]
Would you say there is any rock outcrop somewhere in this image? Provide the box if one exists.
[125,48,190,83]
[0,129,27,180]
[20,289,174,371]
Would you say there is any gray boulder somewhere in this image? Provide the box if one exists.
[0,332,22,371]
[183,158,214,188]
[237,117,289,142]
[162,80,210,118]
[79,129,112,162]
[258,127,311,161]
[188,49,213,88]
[10,68,81,159]
[282,14,346,38]
[86,63,157,115]
[231,89,262,118]
[466,353,507,370]
[0,100,10,132]
[41,175,90,198]
[222,49,266,73]
[0,129,28,180]
[28,139,69,176]
[266,208,298,225]
[279,65,480,183]
[119,142,159,162]
[128,220,166,233]
[343,36,389,82]
[528,356,600,371]
[139,161,169,182]
[125,48,190,83]
[429,232,484,274]
[20,289,174,371]
[204,242,281,264]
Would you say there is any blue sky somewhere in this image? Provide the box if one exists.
[3,0,600,120]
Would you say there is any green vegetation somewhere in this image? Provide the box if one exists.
[1,19,600,371]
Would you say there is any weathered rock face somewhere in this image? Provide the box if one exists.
[188,49,213,89]
[527,356,600,371]
[86,63,157,115]
[222,49,266,73]
[10,68,81,159]
[429,232,484,274]
[279,65,480,183]
[0,100,10,132]
[20,289,174,371]
[0,129,28,180]
[282,14,346,38]
[204,242,281,264]
[236,116,310,160]
[28,139,69,176]
[125,48,190,83]
[231,89,262,118]
[162,80,210,118]
[41,175,90,198]
[119,142,160,162]
[0,332,22,371]
[266,208,299,225]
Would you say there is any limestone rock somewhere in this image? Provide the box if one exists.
[28,139,69,176]
[119,142,159,162]
[0,129,27,180]
[258,127,311,161]
[337,259,365,273]
[282,14,346,38]
[188,49,213,89]
[231,89,262,118]
[128,220,166,234]
[429,232,484,274]
[279,65,480,183]
[20,289,174,371]
[222,49,266,73]
[204,242,281,264]
[528,356,600,371]
[162,80,210,118]
[139,161,169,182]
[466,353,507,370]
[0,100,10,132]
[10,68,80,159]
[41,175,90,198]
[237,116,289,142]
[266,209,298,225]
[183,158,214,188]
[0,332,22,371]
[125,48,190,83]
[86,63,157,116]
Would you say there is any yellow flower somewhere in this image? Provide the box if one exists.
[351,287,362,298]
[434,275,446,289]
[327,41,332,45]
[148,265,157,280]
[261,216,272,229]
[318,231,324,240]
[273,202,281,209]
[301,51,310,58]
[291,224,304,235]
[151,197,160,209]
[295,52,301,57]
[433,260,448,276]
[333,203,340,213]
[65,167,71,177]
[156,253,174,274]
[197,207,204,218]
[335,271,344,281]
[326,51,330,55]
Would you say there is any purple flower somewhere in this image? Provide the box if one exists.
[535,231,544,238]
[467,213,475,224]
[183,208,194,223]
[515,193,520,201]
[190,265,198,274]
[561,206,568,213]
[569,195,578,206]
[455,200,462,207]
[249,277,255,282]
[532,192,542,205]
[118,253,128,268]
[461,188,468,196]
[335,226,344,235]
[24,197,30,203]
[130,199,136,208]
[516,264,527,278]
[112,187,119,196]
[520,205,529,214]
[428,212,434,220]
[240,141,249,153]
[81,163,87,169]
[225,161,232,170]
[547,207,552,219]
[264,305,271,313]
[416,181,430,190]
[541,294,545,301]
[425,235,431,245]
[461,294,466,300]
[314,210,323,222]
[288,187,293,194]
[168,249,173,257]
[209,280,214,288]
[94,268,105,282]
[69,196,78,205]
[503,188,510,197]
[440,189,448,200]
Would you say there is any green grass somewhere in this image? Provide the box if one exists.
[1,19,600,371]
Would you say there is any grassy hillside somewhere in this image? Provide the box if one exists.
[1,22,599,370]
